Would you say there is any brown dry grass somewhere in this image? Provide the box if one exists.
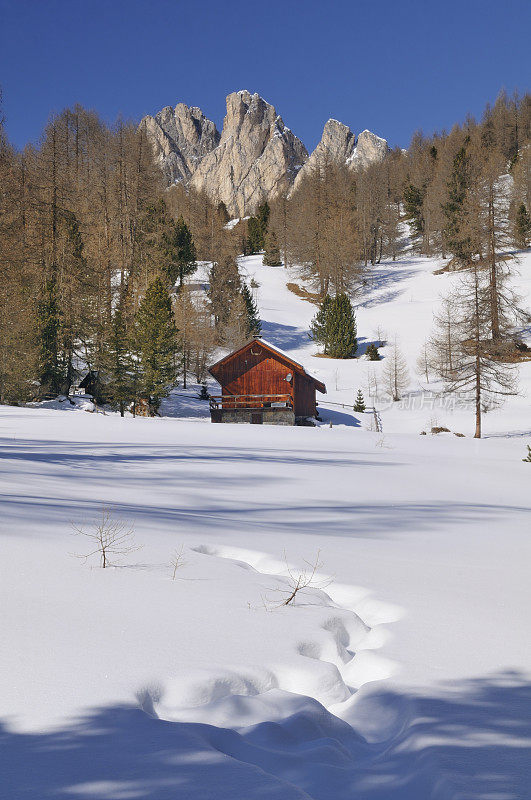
[286,282,323,305]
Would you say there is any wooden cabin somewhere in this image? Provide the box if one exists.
[208,338,326,425]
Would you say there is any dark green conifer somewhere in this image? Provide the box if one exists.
[443,143,474,264]
[246,202,270,254]
[162,215,197,287]
[310,295,332,352]
[403,184,424,235]
[247,217,263,254]
[257,201,270,238]
[366,343,380,361]
[241,283,261,336]
[135,277,178,411]
[326,294,357,359]
[103,302,134,416]
[353,389,366,412]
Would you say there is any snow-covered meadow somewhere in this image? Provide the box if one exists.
[1,248,530,799]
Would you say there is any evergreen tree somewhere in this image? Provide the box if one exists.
[310,295,332,352]
[36,278,63,397]
[366,343,380,361]
[247,216,263,254]
[514,203,531,248]
[263,229,282,266]
[162,215,197,287]
[353,389,366,412]
[403,184,424,234]
[241,283,261,336]
[246,202,270,254]
[442,144,475,265]
[135,277,178,411]
[257,201,270,238]
[523,445,531,463]
[326,294,357,358]
[103,303,134,416]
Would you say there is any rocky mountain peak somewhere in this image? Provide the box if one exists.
[141,92,388,215]
[140,103,220,184]
[292,118,357,191]
[190,91,308,216]
[347,129,388,170]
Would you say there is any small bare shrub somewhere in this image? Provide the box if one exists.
[72,506,141,568]
[170,545,186,579]
[268,551,331,607]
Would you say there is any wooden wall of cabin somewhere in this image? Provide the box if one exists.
[293,373,317,417]
[216,350,293,401]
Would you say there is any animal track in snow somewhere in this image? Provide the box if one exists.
[143,543,402,724]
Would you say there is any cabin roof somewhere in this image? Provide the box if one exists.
[209,338,326,394]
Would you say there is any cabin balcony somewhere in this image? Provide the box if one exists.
[209,394,295,425]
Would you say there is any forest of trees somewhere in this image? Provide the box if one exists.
[0,102,258,410]
[0,90,529,424]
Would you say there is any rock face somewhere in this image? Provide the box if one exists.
[140,104,220,184]
[292,120,388,192]
[190,91,308,217]
[142,92,387,216]
[293,119,357,191]
[347,129,388,171]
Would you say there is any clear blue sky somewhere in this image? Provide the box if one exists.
[1,0,529,152]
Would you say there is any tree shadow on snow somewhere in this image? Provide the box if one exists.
[1,671,529,800]
[259,320,311,351]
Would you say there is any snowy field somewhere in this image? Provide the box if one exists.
[1,248,530,799]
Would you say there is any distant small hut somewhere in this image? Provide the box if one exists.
[208,338,326,425]
[78,370,100,397]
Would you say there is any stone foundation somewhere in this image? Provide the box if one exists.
[211,408,295,425]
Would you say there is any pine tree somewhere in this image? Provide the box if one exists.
[366,343,380,361]
[263,230,282,266]
[326,294,357,359]
[403,184,424,234]
[310,295,332,352]
[135,277,178,411]
[241,283,261,336]
[442,143,475,265]
[162,215,197,287]
[514,203,531,248]
[247,216,263,254]
[353,389,366,412]
[257,201,270,238]
[103,303,134,416]
[246,202,270,254]
[523,445,531,463]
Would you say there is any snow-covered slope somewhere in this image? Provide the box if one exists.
[1,248,530,799]
[238,249,531,437]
